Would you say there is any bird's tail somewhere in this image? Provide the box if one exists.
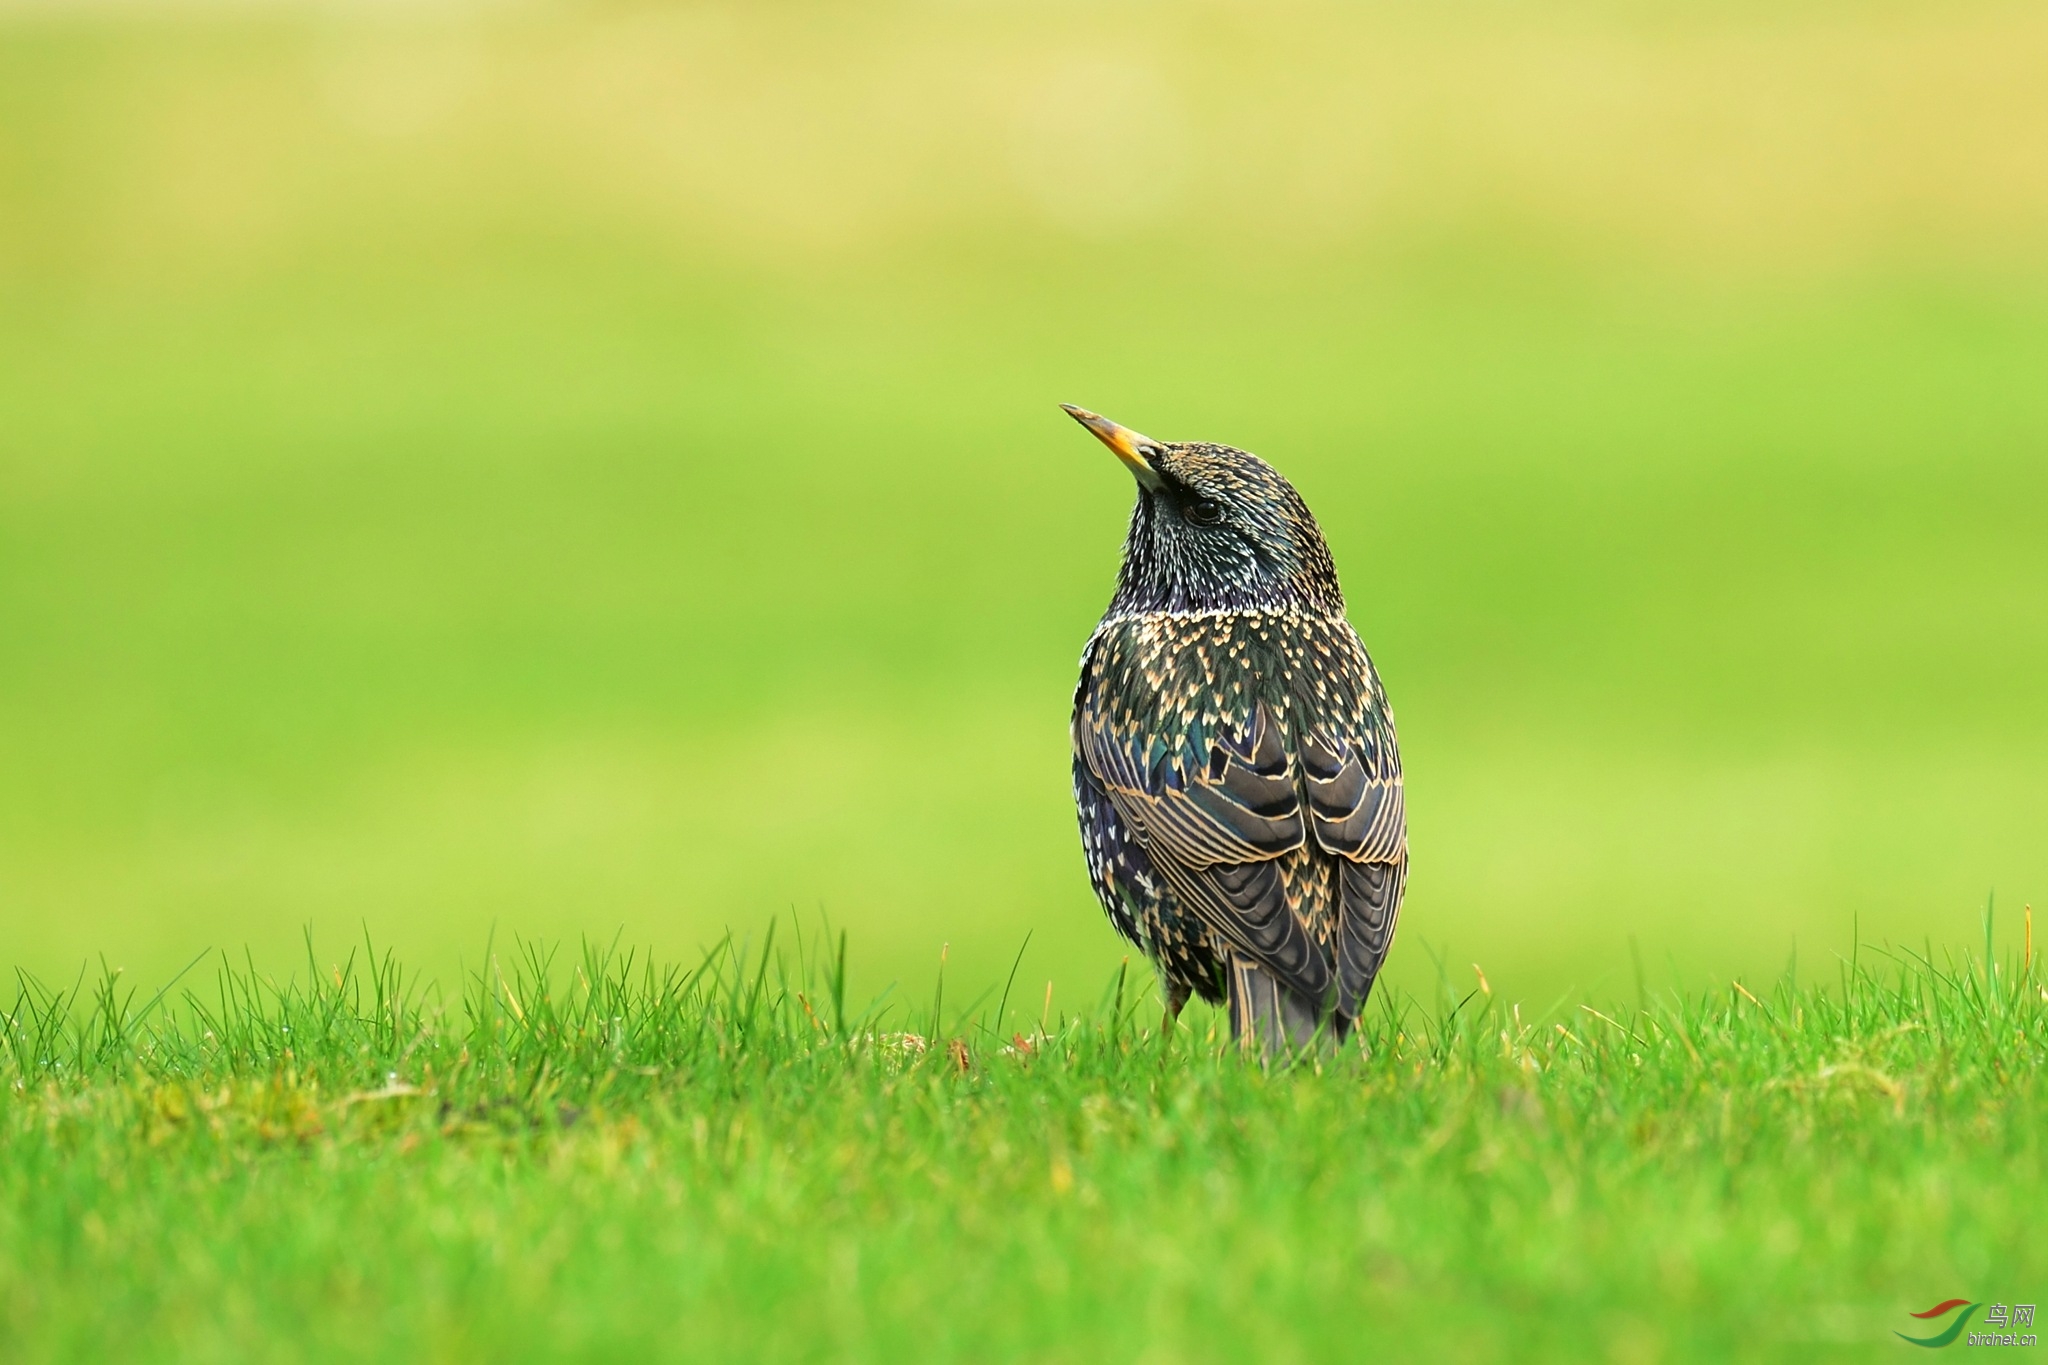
[1226,953,1334,1060]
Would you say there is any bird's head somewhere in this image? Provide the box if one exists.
[1063,404,1344,617]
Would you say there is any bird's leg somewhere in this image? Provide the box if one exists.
[1160,980,1190,1039]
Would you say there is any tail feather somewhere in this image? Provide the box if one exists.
[1226,953,1333,1059]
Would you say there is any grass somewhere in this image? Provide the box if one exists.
[4,923,2043,1363]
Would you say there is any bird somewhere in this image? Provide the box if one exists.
[1064,404,1406,1056]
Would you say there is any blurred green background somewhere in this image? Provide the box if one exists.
[3,0,2045,1013]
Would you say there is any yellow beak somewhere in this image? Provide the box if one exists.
[1062,404,1165,490]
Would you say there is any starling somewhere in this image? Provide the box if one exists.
[1064,405,1406,1055]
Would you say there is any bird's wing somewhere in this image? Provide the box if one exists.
[1331,854,1405,1018]
[1078,617,1329,1001]
[1292,626,1406,1017]
[1076,614,1405,1012]
[1079,694,1333,1001]
[1297,720,1404,863]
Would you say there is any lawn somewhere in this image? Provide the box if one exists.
[4,929,2043,1362]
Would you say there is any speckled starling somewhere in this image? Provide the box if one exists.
[1064,405,1406,1055]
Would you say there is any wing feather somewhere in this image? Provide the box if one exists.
[1074,612,1406,1017]
[1335,854,1406,1018]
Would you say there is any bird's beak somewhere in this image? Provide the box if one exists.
[1062,404,1165,490]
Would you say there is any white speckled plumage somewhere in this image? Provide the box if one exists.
[1066,419,1407,1052]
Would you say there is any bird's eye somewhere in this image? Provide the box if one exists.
[1187,498,1224,526]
